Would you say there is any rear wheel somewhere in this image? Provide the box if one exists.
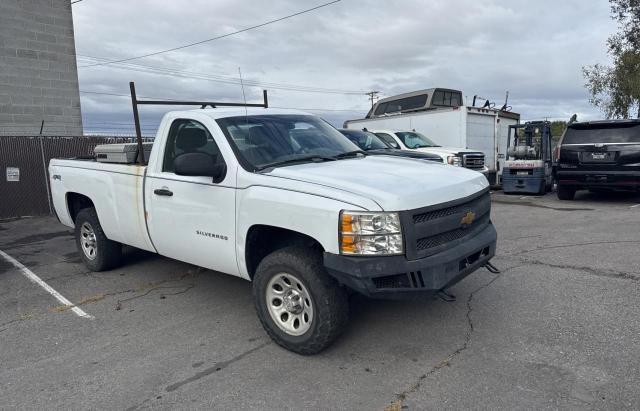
[75,208,122,271]
[557,184,576,200]
[252,246,348,355]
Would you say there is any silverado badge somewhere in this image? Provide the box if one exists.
[460,211,476,227]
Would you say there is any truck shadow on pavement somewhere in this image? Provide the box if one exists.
[95,247,478,359]
[574,190,640,203]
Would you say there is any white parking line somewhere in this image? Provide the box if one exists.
[0,249,93,319]
[630,204,640,208]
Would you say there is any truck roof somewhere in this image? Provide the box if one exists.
[569,118,640,128]
[374,88,450,104]
[167,107,311,120]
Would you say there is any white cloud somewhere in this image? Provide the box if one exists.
[72,0,617,132]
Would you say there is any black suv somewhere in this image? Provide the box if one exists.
[556,120,640,200]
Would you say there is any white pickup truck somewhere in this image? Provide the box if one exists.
[370,129,489,174]
[49,107,497,354]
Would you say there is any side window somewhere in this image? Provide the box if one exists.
[374,102,389,116]
[432,90,462,107]
[432,91,445,106]
[377,95,428,115]
[450,93,461,106]
[162,119,224,173]
[376,133,400,149]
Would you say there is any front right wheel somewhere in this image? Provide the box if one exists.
[252,246,348,355]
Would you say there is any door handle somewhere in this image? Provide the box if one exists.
[154,188,173,197]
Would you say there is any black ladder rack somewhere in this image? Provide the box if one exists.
[128,81,268,164]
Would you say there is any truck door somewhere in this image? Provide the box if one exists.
[145,118,239,276]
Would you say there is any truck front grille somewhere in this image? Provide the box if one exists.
[416,214,490,251]
[463,153,485,170]
[400,189,491,260]
[413,198,485,224]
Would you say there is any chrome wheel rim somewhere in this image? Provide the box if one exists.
[266,273,314,336]
[80,222,97,260]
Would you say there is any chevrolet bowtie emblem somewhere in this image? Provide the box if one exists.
[460,211,476,227]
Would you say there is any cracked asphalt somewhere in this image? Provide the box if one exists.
[1,191,639,410]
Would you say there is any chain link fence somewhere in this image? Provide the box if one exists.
[0,135,153,219]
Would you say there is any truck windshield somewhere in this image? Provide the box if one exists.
[216,115,361,170]
[339,130,390,150]
[395,131,440,149]
[563,123,640,144]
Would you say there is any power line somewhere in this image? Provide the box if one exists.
[79,89,366,112]
[77,58,364,94]
[82,121,157,125]
[71,0,84,4]
[79,90,181,101]
[79,0,342,68]
[77,55,365,95]
[270,106,364,113]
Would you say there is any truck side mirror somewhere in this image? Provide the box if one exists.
[174,152,226,182]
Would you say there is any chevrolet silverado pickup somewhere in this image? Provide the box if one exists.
[49,107,496,354]
[556,119,640,200]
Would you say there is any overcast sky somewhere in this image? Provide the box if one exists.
[71,0,617,135]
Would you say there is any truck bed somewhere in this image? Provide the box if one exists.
[49,158,155,252]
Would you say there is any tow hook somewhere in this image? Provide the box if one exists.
[437,289,456,302]
[484,261,501,274]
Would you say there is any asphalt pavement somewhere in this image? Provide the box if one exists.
[1,190,639,410]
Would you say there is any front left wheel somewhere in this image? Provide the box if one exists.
[252,246,348,355]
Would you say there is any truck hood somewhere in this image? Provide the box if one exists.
[415,147,483,157]
[265,156,488,211]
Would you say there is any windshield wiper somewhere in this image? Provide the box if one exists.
[257,155,336,171]
[333,150,368,159]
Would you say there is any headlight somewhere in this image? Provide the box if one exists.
[339,211,403,255]
[447,155,462,166]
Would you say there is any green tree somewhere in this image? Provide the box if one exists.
[550,120,568,138]
[583,0,640,118]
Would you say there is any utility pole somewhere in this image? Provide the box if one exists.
[365,91,380,108]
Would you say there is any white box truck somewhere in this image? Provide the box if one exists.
[344,88,521,185]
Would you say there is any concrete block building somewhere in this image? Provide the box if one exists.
[0,0,82,135]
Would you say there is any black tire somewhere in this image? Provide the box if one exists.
[75,207,122,271]
[252,246,348,355]
[557,184,576,201]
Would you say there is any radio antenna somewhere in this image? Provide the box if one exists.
[501,90,512,111]
[238,67,252,146]
[238,67,249,116]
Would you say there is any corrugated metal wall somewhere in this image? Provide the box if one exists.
[0,136,152,219]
